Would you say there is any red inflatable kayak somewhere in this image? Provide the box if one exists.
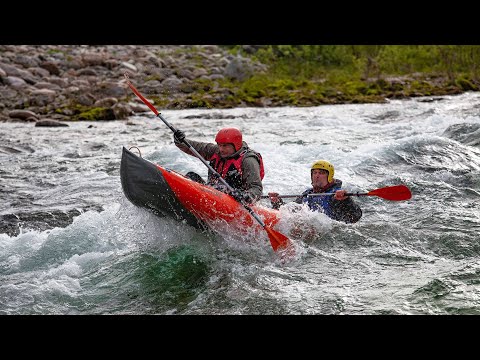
[120,146,281,237]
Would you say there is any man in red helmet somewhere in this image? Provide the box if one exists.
[173,127,265,203]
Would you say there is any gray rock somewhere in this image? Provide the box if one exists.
[104,59,119,70]
[0,62,24,77]
[34,82,61,91]
[0,87,19,100]
[15,55,39,68]
[121,62,137,72]
[74,93,95,106]
[94,97,118,107]
[161,76,183,91]
[71,79,90,87]
[128,102,150,113]
[145,55,163,67]
[224,56,254,81]
[35,119,69,127]
[9,109,39,120]
[30,88,57,106]
[29,67,51,78]
[81,53,105,66]
[141,79,163,94]
[176,68,195,80]
[112,102,132,120]
[0,63,37,84]
[193,68,208,77]
[77,68,98,76]
[208,74,225,81]
[5,76,28,88]
[39,61,61,76]
[65,86,81,94]
[48,77,68,87]
[98,81,127,98]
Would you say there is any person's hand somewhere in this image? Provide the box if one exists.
[268,192,283,209]
[173,129,186,142]
[268,192,281,204]
[334,190,347,200]
[229,189,252,203]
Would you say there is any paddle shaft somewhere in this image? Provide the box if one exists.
[261,192,368,199]
[261,184,412,201]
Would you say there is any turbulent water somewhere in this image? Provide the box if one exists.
[1,92,480,315]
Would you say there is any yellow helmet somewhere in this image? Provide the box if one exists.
[311,160,334,183]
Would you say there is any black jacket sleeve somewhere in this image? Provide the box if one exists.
[329,197,362,224]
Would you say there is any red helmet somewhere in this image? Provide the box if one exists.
[215,127,242,151]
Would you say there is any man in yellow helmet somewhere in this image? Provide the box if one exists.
[268,160,362,223]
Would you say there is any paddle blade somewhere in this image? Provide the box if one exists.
[265,226,292,252]
[124,73,159,116]
[368,185,412,201]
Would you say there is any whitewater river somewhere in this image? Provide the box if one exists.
[1,92,480,315]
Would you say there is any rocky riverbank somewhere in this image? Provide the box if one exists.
[0,45,268,125]
[0,45,477,126]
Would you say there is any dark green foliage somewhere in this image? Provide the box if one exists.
[213,45,480,108]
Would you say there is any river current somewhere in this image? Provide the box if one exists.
[1,92,480,314]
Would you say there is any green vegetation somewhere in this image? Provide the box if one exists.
[74,107,114,121]
[211,45,480,107]
[55,104,115,120]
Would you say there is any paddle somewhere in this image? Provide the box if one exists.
[124,73,292,253]
[261,184,412,201]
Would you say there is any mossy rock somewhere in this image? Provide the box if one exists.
[74,107,115,121]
